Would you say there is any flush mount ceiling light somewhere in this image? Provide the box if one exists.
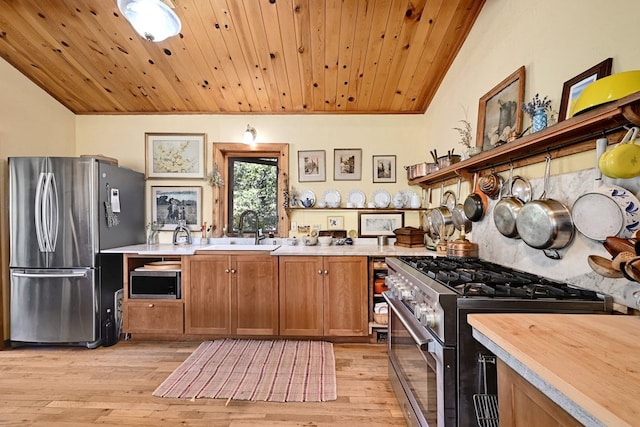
[243,124,257,144]
[117,0,181,42]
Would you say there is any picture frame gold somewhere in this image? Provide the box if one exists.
[145,133,206,179]
[476,66,525,151]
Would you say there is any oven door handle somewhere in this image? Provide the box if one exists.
[383,292,435,352]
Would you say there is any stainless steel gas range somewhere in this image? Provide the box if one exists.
[382,256,613,427]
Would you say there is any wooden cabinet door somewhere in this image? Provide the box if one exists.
[498,360,581,427]
[124,301,183,334]
[232,254,279,336]
[323,256,368,336]
[184,255,232,334]
[279,256,324,336]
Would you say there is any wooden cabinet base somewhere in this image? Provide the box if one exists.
[497,360,581,427]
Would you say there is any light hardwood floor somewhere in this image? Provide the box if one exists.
[0,340,407,426]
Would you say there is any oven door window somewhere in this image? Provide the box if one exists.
[388,308,456,426]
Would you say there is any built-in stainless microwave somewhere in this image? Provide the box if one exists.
[129,270,181,299]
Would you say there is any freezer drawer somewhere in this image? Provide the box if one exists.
[10,268,98,345]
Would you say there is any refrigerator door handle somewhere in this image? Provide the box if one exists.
[42,172,59,252]
[12,270,88,279]
[34,172,47,252]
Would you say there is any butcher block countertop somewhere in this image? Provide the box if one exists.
[468,313,640,427]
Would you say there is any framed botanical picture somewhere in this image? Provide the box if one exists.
[334,148,362,181]
[372,155,396,183]
[298,150,326,182]
[558,58,613,122]
[327,216,344,230]
[358,211,404,237]
[145,133,206,179]
[151,186,202,230]
[476,66,525,151]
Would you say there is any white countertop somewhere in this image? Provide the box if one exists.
[102,241,437,257]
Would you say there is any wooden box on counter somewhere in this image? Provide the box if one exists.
[393,226,426,248]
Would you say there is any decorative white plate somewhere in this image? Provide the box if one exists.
[298,189,316,207]
[322,189,341,205]
[348,189,366,206]
[372,189,391,208]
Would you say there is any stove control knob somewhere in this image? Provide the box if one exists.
[414,303,428,320]
[401,287,414,300]
[420,308,438,329]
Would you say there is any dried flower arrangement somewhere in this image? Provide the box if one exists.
[205,163,224,187]
[454,119,473,149]
[521,93,552,118]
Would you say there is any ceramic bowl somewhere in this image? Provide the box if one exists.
[318,236,333,246]
[303,236,318,246]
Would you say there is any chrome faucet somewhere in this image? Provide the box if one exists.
[238,210,266,245]
[172,220,192,245]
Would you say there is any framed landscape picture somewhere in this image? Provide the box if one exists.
[298,150,326,182]
[145,133,206,179]
[372,155,396,183]
[334,148,362,181]
[476,66,525,151]
[358,211,404,237]
[558,58,613,121]
[151,186,202,230]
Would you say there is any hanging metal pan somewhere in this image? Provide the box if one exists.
[516,156,575,253]
[464,172,488,222]
[493,164,524,239]
[452,178,472,232]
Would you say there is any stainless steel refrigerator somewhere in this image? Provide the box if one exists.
[9,157,145,347]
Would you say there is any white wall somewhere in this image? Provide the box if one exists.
[0,57,76,339]
[76,114,427,237]
[425,0,640,177]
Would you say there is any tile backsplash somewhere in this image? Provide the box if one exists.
[468,168,640,311]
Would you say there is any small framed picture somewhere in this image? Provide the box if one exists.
[145,133,206,179]
[298,150,326,182]
[151,186,202,230]
[476,66,525,151]
[327,216,344,230]
[334,148,362,181]
[558,58,613,121]
[358,211,404,237]
[372,155,396,183]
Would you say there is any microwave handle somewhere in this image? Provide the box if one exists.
[383,292,436,352]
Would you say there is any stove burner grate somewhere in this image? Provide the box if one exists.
[400,256,602,300]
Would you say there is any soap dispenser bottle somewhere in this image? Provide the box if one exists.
[173,220,192,245]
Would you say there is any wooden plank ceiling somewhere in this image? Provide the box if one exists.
[0,0,484,115]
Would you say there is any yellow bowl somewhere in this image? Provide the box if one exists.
[570,70,640,117]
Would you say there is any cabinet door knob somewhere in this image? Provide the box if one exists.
[324,270,329,275]
[230,269,236,274]
[148,303,154,308]
[317,270,323,275]
[225,268,230,273]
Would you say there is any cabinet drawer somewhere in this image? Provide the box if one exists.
[124,301,183,334]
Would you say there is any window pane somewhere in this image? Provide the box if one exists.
[228,157,278,234]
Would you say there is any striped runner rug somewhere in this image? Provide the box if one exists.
[153,339,337,402]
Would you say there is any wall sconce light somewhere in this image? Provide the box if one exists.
[117,0,181,42]
[243,124,257,144]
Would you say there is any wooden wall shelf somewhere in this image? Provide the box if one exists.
[410,91,640,188]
